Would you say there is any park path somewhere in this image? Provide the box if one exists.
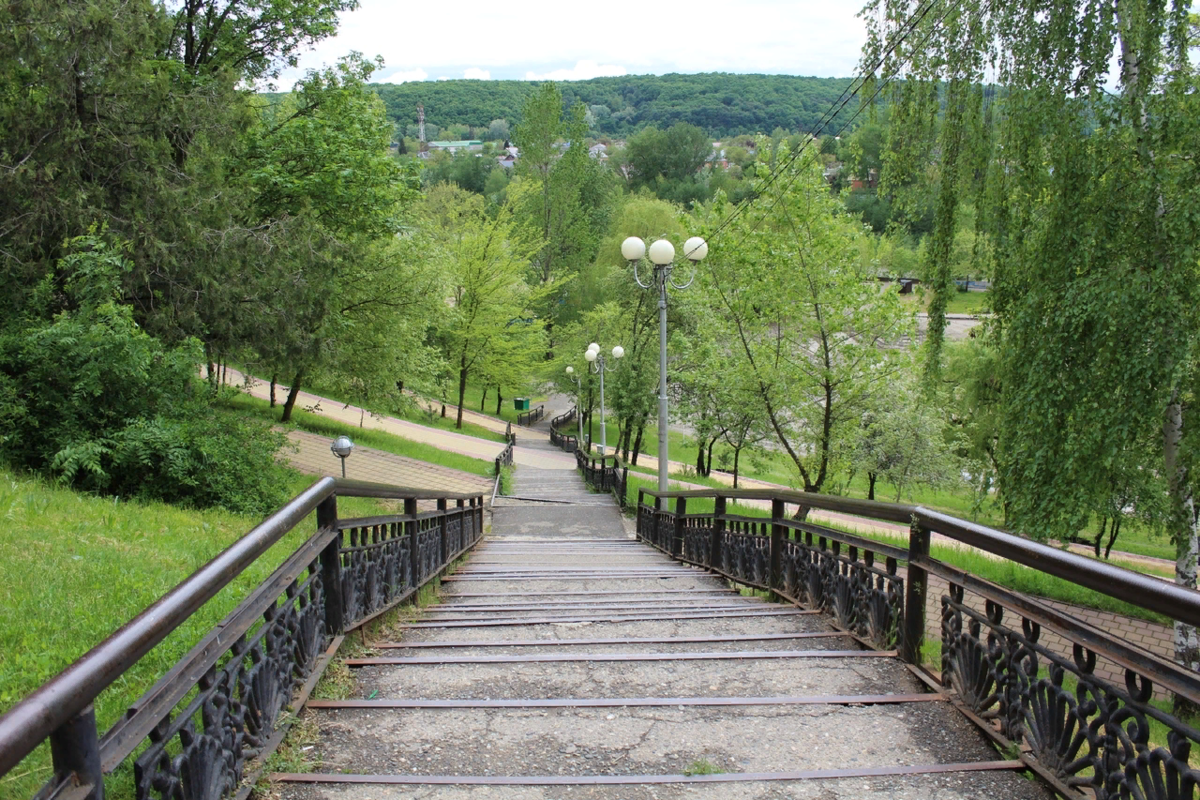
[272,443,1049,799]
[231,370,1176,690]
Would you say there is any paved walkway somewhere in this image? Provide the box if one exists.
[276,455,1048,799]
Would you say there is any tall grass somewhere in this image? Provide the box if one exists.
[0,469,391,799]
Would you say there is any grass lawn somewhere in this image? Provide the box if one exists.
[222,392,498,480]
[454,377,549,425]
[233,368,507,444]
[0,468,397,799]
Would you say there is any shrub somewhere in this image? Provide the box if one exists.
[0,237,290,514]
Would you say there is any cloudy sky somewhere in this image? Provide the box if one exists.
[280,0,869,85]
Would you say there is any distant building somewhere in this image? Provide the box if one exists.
[588,143,608,161]
[427,140,483,154]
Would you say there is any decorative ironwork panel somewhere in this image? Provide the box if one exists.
[340,523,411,626]
[941,585,1200,798]
[446,514,463,556]
[681,516,714,566]
[779,535,902,650]
[134,570,326,800]
[720,529,769,587]
[417,517,441,583]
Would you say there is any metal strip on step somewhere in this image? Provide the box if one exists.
[272,760,1024,786]
[345,649,896,666]
[399,609,816,628]
[307,692,946,709]
[424,603,766,614]
[443,590,739,598]
[377,632,849,649]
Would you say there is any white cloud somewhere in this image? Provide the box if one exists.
[463,68,491,80]
[525,61,628,81]
[280,0,869,85]
[437,76,452,81]
[379,67,427,83]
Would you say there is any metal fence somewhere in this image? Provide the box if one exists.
[635,486,1200,799]
[549,407,577,453]
[0,478,484,800]
[577,450,628,509]
[516,405,544,427]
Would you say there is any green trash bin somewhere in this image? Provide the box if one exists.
[514,397,530,411]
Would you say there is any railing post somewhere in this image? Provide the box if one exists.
[710,495,726,570]
[770,498,786,593]
[653,494,663,550]
[317,494,343,635]
[673,497,687,558]
[637,489,645,540]
[406,497,420,590]
[49,705,103,800]
[438,498,448,563]
[903,517,931,664]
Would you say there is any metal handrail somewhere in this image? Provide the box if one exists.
[636,487,1200,628]
[634,484,1200,797]
[0,477,485,792]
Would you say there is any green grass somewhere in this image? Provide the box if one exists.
[450,377,549,425]
[233,367,508,444]
[0,468,395,799]
[222,392,498,479]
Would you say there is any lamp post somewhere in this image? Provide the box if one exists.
[330,435,354,478]
[584,343,624,456]
[624,235,708,491]
[565,366,584,446]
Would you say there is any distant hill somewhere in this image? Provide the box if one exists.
[370,73,858,139]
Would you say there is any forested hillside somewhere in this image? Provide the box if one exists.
[372,73,854,138]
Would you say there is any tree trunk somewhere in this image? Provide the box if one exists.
[1105,518,1121,560]
[867,472,878,501]
[696,441,707,476]
[480,386,488,411]
[1165,396,1200,716]
[496,386,503,416]
[456,364,467,429]
[733,447,741,489]
[204,343,216,390]
[631,421,645,467]
[705,439,716,476]
[1094,517,1108,558]
[281,371,303,423]
[269,374,277,408]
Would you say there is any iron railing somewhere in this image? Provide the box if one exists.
[578,450,628,509]
[0,478,484,800]
[516,405,544,427]
[549,407,578,453]
[635,486,1200,799]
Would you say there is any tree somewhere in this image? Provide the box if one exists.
[624,123,712,198]
[423,185,548,429]
[513,83,616,334]
[864,0,1200,706]
[696,151,913,494]
[237,55,421,421]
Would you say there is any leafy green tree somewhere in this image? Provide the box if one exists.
[624,123,712,200]
[238,55,421,420]
[865,0,1200,701]
[696,152,913,494]
[423,184,549,429]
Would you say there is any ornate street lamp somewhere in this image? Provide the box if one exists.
[624,235,708,490]
[330,435,354,478]
[584,343,624,456]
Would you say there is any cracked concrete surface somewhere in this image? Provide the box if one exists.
[276,440,1052,800]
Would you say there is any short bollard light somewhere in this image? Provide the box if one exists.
[330,435,354,478]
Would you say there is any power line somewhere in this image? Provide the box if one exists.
[701,0,950,252]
